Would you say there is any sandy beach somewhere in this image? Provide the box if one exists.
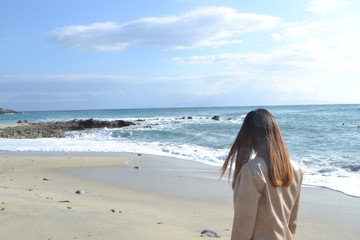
[0,123,28,129]
[0,153,359,240]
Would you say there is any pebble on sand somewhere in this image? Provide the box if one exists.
[200,229,221,238]
[110,208,122,213]
[75,190,85,194]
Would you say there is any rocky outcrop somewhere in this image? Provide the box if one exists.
[0,108,22,114]
[0,119,135,139]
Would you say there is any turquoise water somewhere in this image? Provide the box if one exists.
[0,104,359,196]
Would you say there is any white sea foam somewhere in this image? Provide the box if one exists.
[302,170,360,197]
[297,157,360,197]
[0,133,226,166]
[1,134,359,197]
[1,105,359,197]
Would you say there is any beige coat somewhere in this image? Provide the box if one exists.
[231,156,303,240]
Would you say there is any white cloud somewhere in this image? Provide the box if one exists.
[174,17,360,71]
[48,6,279,51]
[0,72,249,97]
[177,72,250,96]
[0,74,137,83]
[305,0,351,13]
[282,20,360,70]
[171,16,360,104]
[270,33,282,41]
[172,49,310,70]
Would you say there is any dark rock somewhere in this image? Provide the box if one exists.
[0,108,22,114]
[111,208,122,213]
[75,190,85,194]
[211,115,220,121]
[200,229,221,238]
[187,117,193,119]
[17,120,28,123]
[0,119,135,139]
[341,165,360,172]
[78,119,133,129]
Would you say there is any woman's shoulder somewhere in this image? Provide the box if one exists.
[290,160,303,181]
[242,156,268,179]
[245,155,267,169]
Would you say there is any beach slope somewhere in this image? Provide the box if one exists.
[0,154,359,239]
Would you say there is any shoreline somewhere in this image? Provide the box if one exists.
[57,153,233,203]
[2,150,360,198]
[0,153,359,239]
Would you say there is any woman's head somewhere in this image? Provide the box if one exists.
[221,109,293,188]
[241,109,281,156]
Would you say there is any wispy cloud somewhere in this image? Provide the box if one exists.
[0,71,319,100]
[282,20,360,69]
[48,6,279,51]
[172,51,308,69]
[305,0,350,13]
[173,18,360,71]
[0,74,136,83]
[170,16,360,104]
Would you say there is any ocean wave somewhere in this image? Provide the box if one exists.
[1,105,359,197]
[0,135,359,197]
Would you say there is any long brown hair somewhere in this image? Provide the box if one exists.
[221,109,293,189]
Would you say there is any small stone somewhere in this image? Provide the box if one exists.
[75,190,85,194]
[134,166,140,170]
[200,230,221,238]
[43,178,50,181]
[17,120,28,123]
[111,208,122,213]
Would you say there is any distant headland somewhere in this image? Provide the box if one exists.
[0,107,22,114]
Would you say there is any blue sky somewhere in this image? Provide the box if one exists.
[1,0,359,111]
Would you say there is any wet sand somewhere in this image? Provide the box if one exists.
[0,153,359,239]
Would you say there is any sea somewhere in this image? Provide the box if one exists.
[0,104,359,197]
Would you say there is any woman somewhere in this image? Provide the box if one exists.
[221,109,303,240]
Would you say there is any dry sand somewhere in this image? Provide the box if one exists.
[0,153,359,240]
[0,123,28,129]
